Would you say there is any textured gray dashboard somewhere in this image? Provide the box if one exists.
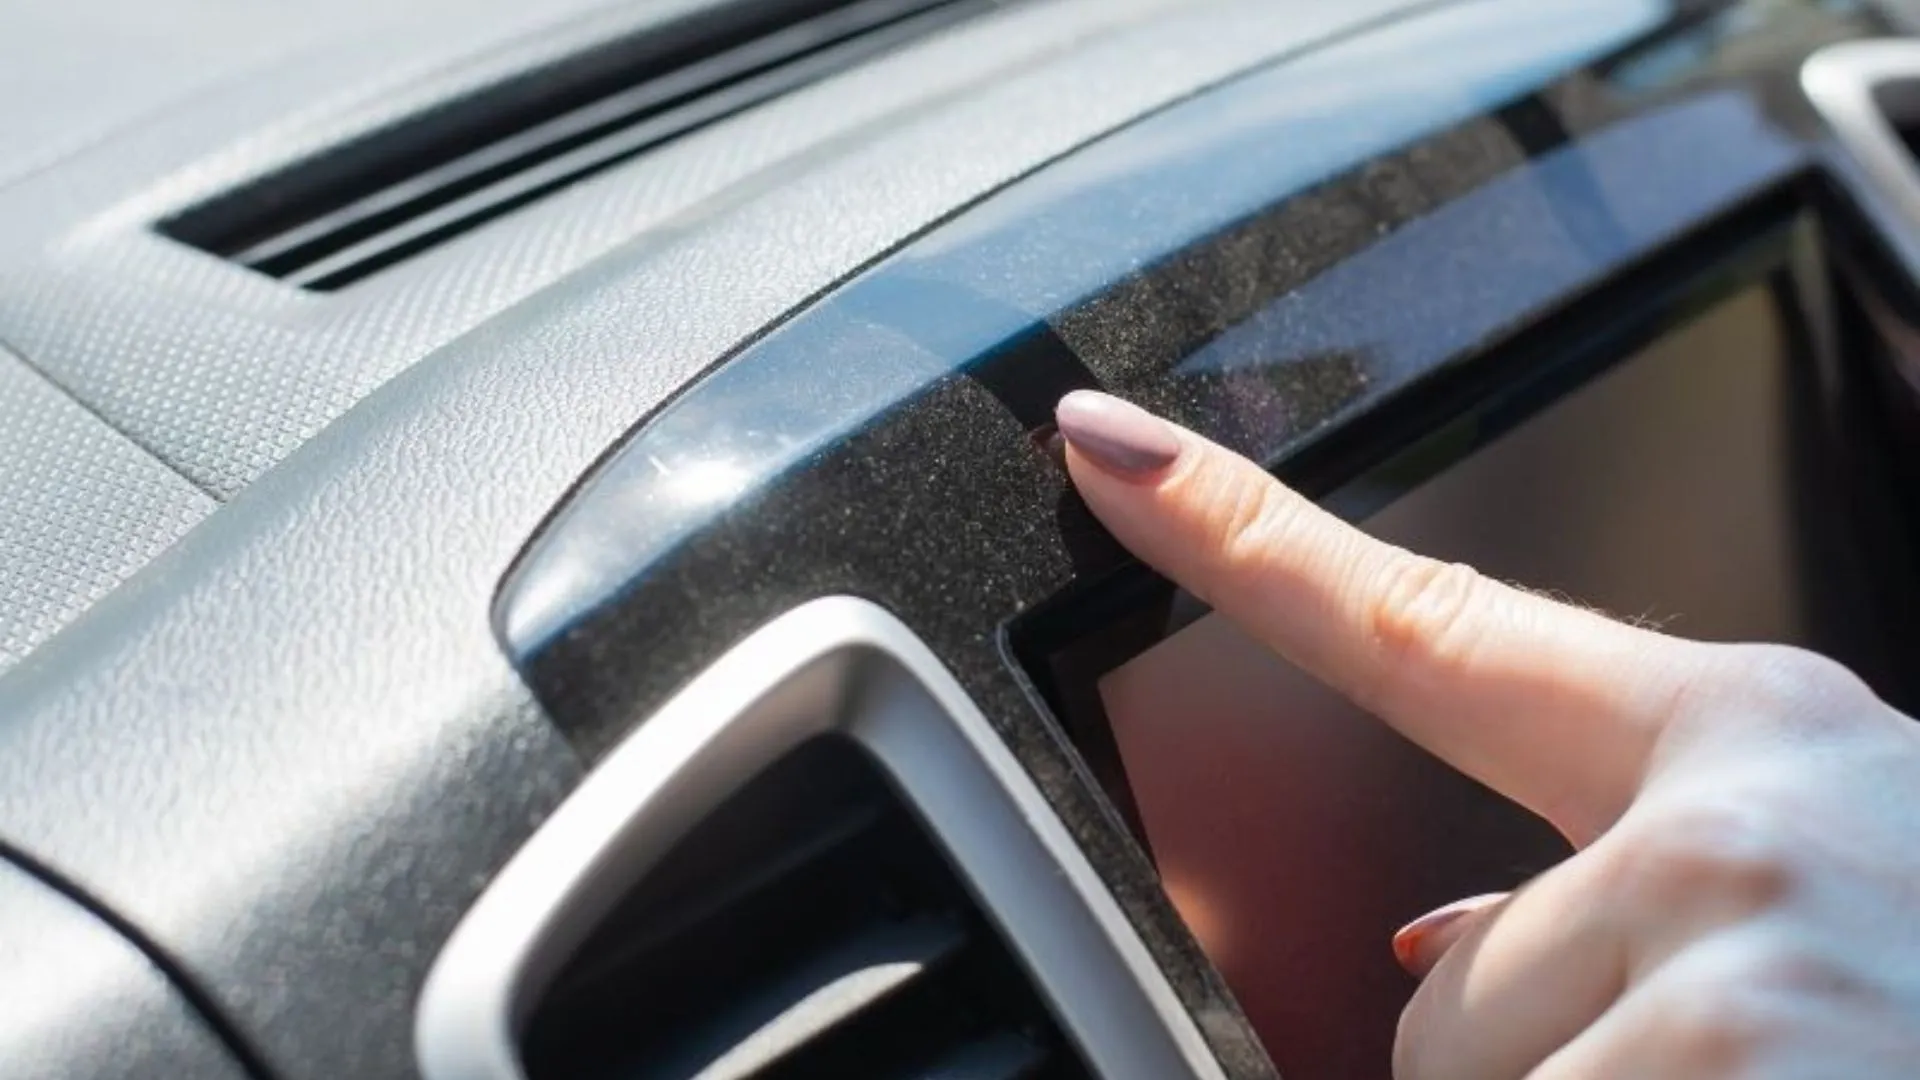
[0,858,248,1080]
[0,0,612,190]
[0,0,669,674]
[0,1,1437,1078]
[0,349,213,674]
[0,0,713,499]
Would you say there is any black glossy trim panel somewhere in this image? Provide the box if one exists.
[506,0,1776,653]
[499,2,1890,1077]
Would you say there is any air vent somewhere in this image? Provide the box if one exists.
[160,0,989,291]
[521,736,1092,1080]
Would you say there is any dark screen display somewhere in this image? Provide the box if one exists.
[1078,287,1834,1077]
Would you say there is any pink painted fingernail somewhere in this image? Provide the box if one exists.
[1054,391,1182,478]
[1392,893,1508,977]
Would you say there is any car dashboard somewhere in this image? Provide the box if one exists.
[3,1,1920,1078]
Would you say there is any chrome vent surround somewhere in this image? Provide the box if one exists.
[1805,40,1920,232]
[160,0,990,291]
[416,598,1225,1080]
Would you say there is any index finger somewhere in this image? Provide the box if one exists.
[1055,391,1709,843]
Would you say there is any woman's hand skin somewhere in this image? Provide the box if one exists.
[1053,390,1920,1079]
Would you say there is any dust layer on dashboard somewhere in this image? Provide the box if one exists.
[497,3,1920,1076]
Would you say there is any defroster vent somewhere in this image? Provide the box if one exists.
[520,736,1092,1080]
[160,0,991,290]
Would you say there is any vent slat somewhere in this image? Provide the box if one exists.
[915,1031,1054,1079]
[554,795,887,998]
[278,45,844,291]
[160,0,991,290]
[229,6,839,270]
[520,737,1092,1080]
[239,0,927,275]
[650,915,970,1080]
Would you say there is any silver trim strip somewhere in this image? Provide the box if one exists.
[1804,40,1920,228]
[415,597,1225,1080]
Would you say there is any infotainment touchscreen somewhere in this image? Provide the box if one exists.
[1029,284,1892,1077]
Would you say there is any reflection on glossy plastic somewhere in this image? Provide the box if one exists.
[500,0,1794,660]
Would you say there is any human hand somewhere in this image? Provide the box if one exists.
[1053,390,1920,1078]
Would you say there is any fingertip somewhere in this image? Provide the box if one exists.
[1392,925,1426,975]
[1393,892,1509,978]
[1054,391,1183,480]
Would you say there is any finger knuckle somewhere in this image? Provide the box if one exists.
[1370,558,1486,676]
[1601,803,1801,918]
[1204,469,1297,574]
[1637,981,1781,1075]
[1745,944,1869,1004]
[1636,939,1857,1074]
[1714,643,1875,721]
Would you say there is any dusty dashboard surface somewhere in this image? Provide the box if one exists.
[500,1,1920,1077]
[3,1,1920,1080]
[0,1,1518,1077]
